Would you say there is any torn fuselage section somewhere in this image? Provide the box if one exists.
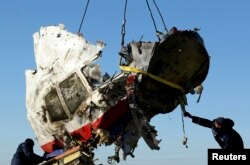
[119,27,210,117]
[118,27,210,158]
[25,24,132,162]
[26,24,159,164]
[25,24,210,164]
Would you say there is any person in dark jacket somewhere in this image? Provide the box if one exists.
[11,138,45,165]
[184,112,244,150]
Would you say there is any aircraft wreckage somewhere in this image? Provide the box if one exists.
[25,24,210,164]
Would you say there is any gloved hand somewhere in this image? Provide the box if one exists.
[184,112,192,118]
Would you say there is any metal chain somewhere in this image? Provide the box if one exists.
[145,0,159,39]
[152,0,168,32]
[121,0,128,47]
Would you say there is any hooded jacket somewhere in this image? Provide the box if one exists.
[11,139,45,165]
[191,116,244,150]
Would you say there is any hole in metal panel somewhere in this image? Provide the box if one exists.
[45,88,69,122]
[59,73,88,114]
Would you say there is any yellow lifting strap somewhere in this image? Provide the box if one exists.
[119,65,185,93]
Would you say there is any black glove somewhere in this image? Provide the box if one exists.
[184,112,192,118]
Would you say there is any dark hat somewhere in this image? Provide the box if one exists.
[25,138,34,146]
[214,117,224,125]
[214,117,234,129]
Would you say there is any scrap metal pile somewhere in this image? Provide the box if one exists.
[25,24,209,164]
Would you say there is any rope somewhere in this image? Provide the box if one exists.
[120,65,185,93]
[181,110,188,148]
[179,95,188,148]
[78,0,90,33]
[152,0,168,32]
